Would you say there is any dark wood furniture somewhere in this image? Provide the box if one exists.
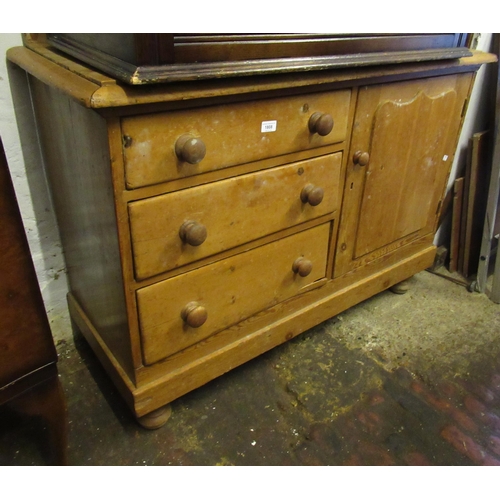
[44,33,472,84]
[0,138,67,464]
[7,37,496,429]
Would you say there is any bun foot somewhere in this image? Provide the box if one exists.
[137,404,172,430]
[390,279,411,295]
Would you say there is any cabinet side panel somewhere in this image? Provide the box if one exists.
[29,77,133,378]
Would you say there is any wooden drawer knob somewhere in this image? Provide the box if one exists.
[181,302,208,328]
[353,151,370,166]
[179,220,207,246]
[175,134,206,164]
[300,184,324,206]
[308,112,334,136]
[292,257,313,277]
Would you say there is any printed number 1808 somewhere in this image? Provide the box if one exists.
[261,120,277,133]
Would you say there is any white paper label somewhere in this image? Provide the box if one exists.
[261,120,277,133]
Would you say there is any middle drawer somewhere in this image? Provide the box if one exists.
[129,153,342,280]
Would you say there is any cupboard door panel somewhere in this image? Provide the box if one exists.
[354,89,457,258]
[335,74,473,277]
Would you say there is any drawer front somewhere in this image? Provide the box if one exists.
[122,90,351,188]
[129,153,341,280]
[137,223,331,365]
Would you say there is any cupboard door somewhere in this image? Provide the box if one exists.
[335,74,473,277]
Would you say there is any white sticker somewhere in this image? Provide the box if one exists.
[443,155,449,161]
[261,120,277,133]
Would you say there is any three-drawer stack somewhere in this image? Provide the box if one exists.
[123,90,351,367]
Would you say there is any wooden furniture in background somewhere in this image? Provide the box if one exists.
[0,138,67,464]
[7,38,495,428]
[458,131,491,277]
[476,34,500,300]
[43,33,472,85]
[449,176,465,273]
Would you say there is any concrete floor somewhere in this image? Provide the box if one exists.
[2,270,500,466]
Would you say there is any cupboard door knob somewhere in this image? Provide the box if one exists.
[181,302,208,328]
[292,257,313,277]
[308,112,334,136]
[353,151,370,166]
[179,220,207,246]
[175,134,206,164]
[300,184,324,206]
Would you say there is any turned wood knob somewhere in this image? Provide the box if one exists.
[300,184,324,206]
[353,151,370,167]
[175,134,206,164]
[292,257,313,277]
[179,220,207,246]
[308,112,334,136]
[181,302,208,328]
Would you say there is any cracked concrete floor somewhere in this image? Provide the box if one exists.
[1,270,500,465]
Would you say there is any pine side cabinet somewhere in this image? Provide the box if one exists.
[7,37,496,428]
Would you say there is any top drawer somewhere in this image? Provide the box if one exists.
[122,90,351,188]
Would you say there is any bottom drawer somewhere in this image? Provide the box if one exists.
[137,223,331,365]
